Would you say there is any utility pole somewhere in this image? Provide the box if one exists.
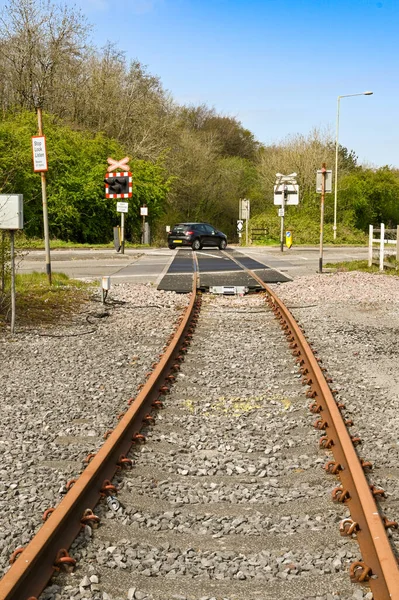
[36,108,51,284]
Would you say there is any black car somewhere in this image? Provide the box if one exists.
[168,223,227,250]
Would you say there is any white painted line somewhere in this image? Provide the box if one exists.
[155,252,176,286]
[197,251,229,259]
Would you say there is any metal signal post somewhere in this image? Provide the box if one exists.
[34,108,51,284]
[274,173,298,253]
[105,162,132,254]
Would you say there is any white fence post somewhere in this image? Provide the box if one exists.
[368,224,373,267]
[379,223,385,271]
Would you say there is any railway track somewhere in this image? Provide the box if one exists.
[0,253,398,600]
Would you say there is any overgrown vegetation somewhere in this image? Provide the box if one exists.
[0,271,92,329]
[325,259,399,275]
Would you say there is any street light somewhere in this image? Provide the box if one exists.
[333,91,373,240]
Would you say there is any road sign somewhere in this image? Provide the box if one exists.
[31,136,48,172]
[278,208,284,217]
[116,202,129,213]
[105,172,133,198]
[140,206,148,216]
[286,230,292,248]
[107,156,130,173]
[237,219,244,231]
[316,170,332,193]
[239,199,250,220]
[274,184,299,205]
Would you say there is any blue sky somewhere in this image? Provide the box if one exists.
[15,0,399,166]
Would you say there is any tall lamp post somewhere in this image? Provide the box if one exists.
[333,91,373,240]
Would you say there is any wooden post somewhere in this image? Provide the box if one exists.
[368,224,373,267]
[37,107,52,284]
[379,223,385,271]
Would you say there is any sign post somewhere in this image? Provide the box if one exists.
[316,164,332,272]
[116,202,129,253]
[33,108,51,284]
[0,194,24,334]
[140,205,148,244]
[105,157,132,254]
[239,199,250,245]
[274,173,298,252]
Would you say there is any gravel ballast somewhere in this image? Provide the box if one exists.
[0,284,189,579]
[1,270,398,600]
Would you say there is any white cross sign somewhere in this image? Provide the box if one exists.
[107,156,131,173]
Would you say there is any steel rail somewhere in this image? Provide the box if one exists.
[0,268,199,600]
[225,251,399,600]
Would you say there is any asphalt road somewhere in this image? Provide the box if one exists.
[18,246,369,285]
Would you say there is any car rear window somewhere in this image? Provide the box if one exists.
[171,224,191,234]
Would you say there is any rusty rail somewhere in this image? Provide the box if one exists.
[0,269,199,600]
[225,252,399,600]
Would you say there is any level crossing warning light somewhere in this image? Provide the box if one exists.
[104,172,132,198]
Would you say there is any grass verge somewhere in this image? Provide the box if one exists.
[325,259,399,275]
[0,272,94,330]
[15,235,150,250]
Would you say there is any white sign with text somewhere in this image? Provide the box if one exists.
[32,136,48,172]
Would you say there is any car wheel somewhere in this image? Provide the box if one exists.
[219,239,227,250]
[192,239,201,251]
[168,245,176,249]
